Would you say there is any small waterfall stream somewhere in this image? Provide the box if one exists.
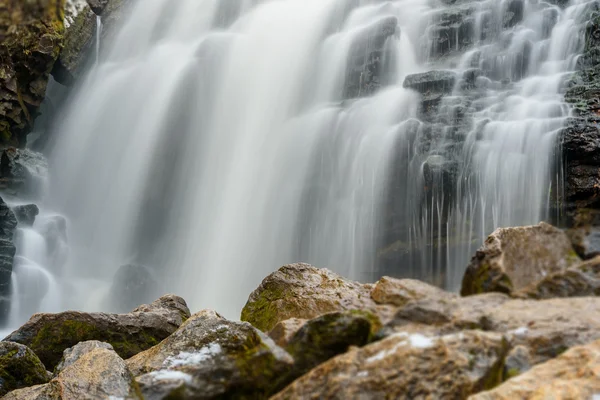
[5,0,596,324]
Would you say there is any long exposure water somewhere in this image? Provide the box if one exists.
[5,0,596,326]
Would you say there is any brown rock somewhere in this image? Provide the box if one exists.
[371,276,454,306]
[470,339,600,399]
[272,330,508,399]
[517,255,600,299]
[461,222,581,296]
[128,309,294,399]
[3,343,142,399]
[3,294,190,369]
[241,263,395,332]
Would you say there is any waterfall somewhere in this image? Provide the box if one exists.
[10,0,594,322]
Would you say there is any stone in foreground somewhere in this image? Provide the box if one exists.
[3,340,141,399]
[461,222,581,296]
[272,330,508,399]
[4,294,190,369]
[0,341,49,396]
[470,338,600,399]
[241,263,394,332]
[128,309,294,399]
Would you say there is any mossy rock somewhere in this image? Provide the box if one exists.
[0,341,49,396]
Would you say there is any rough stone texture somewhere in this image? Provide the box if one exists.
[0,341,49,396]
[371,276,456,307]
[470,339,600,399]
[0,147,48,196]
[3,343,142,399]
[53,1,96,85]
[86,0,110,15]
[503,345,531,380]
[240,263,395,333]
[285,311,375,379]
[54,340,112,374]
[0,197,17,325]
[272,330,508,399]
[0,0,65,146]
[12,204,40,227]
[385,293,600,365]
[461,222,581,296]
[128,309,294,399]
[268,318,307,348]
[517,255,600,299]
[3,294,190,369]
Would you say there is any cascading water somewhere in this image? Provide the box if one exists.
[6,0,595,324]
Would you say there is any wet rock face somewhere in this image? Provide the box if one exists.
[86,0,110,15]
[3,294,190,369]
[53,0,96,85]
[0,0,65,146]
[0,198,17,325]
[344,16,399,99]
[471,339,600,399]
[128,309,295,399]
[12,204,39,227]
[0,148,48,197]
[0,341,49,396]
[272,330,508,399]
[461,222,581,296]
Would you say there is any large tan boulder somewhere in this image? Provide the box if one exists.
[128,309,294,399]
[3,294,190,369]
[461,222,581,296]
[241,264,430,332]
[3,341,141,399]
[470,338,600,399]
[272,330,508,399]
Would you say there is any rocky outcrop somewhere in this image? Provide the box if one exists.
[272,330,508,399]
[0,341,49,396]
[3,340,142,399]
[0,0,65,146]
[12,204,40,226]
[0,147,48,196]
[461,222,581,296]
[268,318,307,347]
[471,338,600,399]
[128,309,294,399]
[371,276,454,307]
[344,16,399,99]
[53,0,96,85]
[0,197,18,325]
[3,294,190,369]
[241,263,395,332]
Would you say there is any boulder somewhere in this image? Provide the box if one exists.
[0,341,49,396]
[240,263,394,332]
[471,338,600,399]
[12,204,40,227]
[0,0,65,146]
[271,330,508,399]
[3,341,142,399]
[0,197,17,324]
[461,222,581,296]
[284,311,375,378]
[54,340,112,374]
[384,293,600,365]
[128,309,294,399]
[371,276,455,307]
[517,255,600,299]
[109,264,158,313]
[53,0,97,85]
[403,70,457,96]
[4,294,190,369]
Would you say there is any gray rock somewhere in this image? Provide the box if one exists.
[55,340,113,374]
[0,198,17,325]
[3,294,191,369]
[12,204,39,227]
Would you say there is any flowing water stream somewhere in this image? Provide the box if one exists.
[5,0,596,325]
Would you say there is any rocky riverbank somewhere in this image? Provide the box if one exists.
[0,221,598,399]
